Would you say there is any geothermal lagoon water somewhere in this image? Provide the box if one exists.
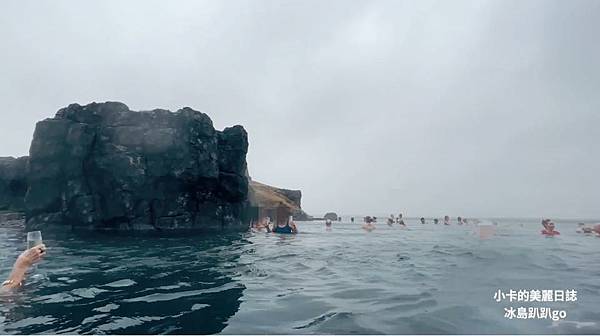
[1,218,599,334]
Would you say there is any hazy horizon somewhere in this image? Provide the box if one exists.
[1,0,599,219]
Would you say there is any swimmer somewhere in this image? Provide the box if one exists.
[272,216,298,234]
[444,215,450,225]
[399,220,407,228]
[433,218,439,225]
[463,218,468,225]
[457,216,463,225]
[420,217,426,224]
[252,217,271,232]
[351,217,354,223]
[541,218,551,230]
[363,216,376,231]
[590,224,600,236]
[1,244,47,290]
[541,221,560,236]
[387,214,395,226]
[576,223,594,234]
[325,219,332,227]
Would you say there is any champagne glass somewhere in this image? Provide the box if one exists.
[27,231,43,249]
[26,231,44,279]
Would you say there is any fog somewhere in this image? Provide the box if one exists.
[1,0,599,218]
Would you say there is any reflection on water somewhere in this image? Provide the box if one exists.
[0,231,245,334]
[1,218,599,334]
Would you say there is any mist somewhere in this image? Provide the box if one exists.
[1,0,599,218]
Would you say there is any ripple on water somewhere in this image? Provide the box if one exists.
[34,292,80,303]
[103,279,137,288]
[191,303,209,311]
[93,303,120,313]
[94,316,165,333]
[123,282,241,303]
[2,220,599,334]
[4,316,57,331]
[71,287,109,298]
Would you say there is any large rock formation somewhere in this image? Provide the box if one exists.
[248,181,311,220]
[0,156,28,211]
[25,102,250,232]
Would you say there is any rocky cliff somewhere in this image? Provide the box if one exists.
[0,156,28,211]
[25,102,250,232]
[248,181,311,220]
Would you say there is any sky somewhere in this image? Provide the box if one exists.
[1,0,599,219]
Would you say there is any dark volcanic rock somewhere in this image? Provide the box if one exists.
[25,102,250,232]
[0,156,28,211]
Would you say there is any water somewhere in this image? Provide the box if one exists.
[1,218,599,334]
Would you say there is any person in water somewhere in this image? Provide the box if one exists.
[1,244,47,290]
[387,214,395,226]
[444,215,450,225]
[457,216,463,225]
[578,223,600,236]
[363,216,376,231]
[396,213,403,224]
[252,217,271,232]
[576,223,588,233]
[272,216,298,234]
[351,217,354,223]
[420,217,426,224]
[541,221,560,236]
[433,218,439,224]
[541,218,550,230]
[398,219,407,227]
[593,224,600,236]
[325,219,332,227]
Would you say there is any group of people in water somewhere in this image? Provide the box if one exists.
[251,215,298,234]
[251,212,600,238]
[358,214,470,231]
[540,218,600,237]
[4,214,599,292]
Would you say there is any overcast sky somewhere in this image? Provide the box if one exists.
[1,0,599,219]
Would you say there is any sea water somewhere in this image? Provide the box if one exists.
[0,218,599,334]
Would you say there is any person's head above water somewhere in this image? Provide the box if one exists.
[420,217,425,223]
[444,215,450,221]
[542,218,551,229]
[434,218,439,224]
[545,222,557,232]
